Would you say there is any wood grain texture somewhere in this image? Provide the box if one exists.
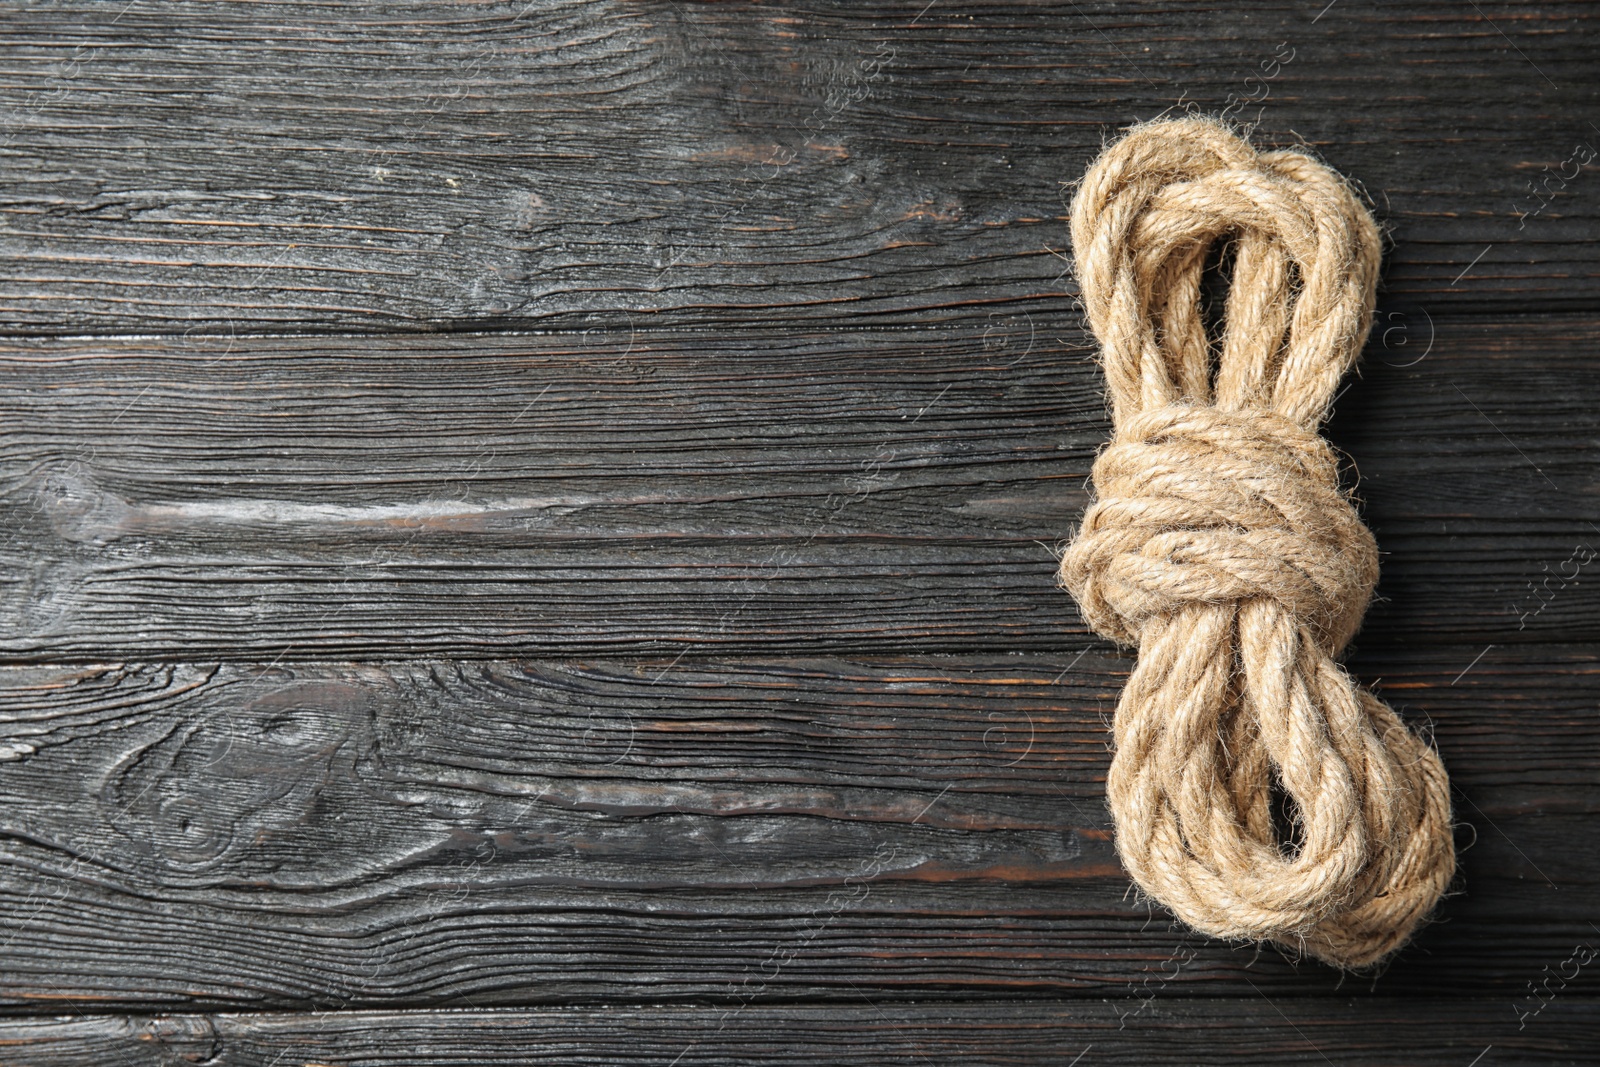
[0,646,1592,1010]
[2,2,1598,1059]
[0,0,1596,334]
[1,314,1595,660]
[1,999,1597,1066]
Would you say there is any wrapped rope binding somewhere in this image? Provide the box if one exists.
[1059,117,1456,969]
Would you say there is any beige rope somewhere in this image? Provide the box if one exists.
[1059,117,1455,968]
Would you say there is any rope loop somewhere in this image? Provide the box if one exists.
[1059,117,1454,968]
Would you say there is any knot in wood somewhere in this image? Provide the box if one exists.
[1060,403,1378,654]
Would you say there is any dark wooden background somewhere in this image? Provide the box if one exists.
[1,2,1596,1063]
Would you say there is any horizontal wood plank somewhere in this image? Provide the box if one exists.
[0,646,1592,1010]
[2,999,1597,1066]
[0,0,1597,333]
[1,316,1595,660]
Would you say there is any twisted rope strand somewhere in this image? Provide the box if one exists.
[1059,117,1455,968]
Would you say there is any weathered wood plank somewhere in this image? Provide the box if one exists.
[0,1,1596,333]
[1,316,1594,659]
[0,647,1592,1010]
[2,999,1597,1066]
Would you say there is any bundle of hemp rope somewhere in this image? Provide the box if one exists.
[1058,117,1456,969]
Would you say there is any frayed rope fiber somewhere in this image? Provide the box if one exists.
[1058,117,1455,969]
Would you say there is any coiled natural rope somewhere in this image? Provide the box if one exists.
[1058,117,1455,968]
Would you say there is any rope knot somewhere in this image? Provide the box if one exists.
[1058,117,1454,970]
[1062,403,1378,654]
